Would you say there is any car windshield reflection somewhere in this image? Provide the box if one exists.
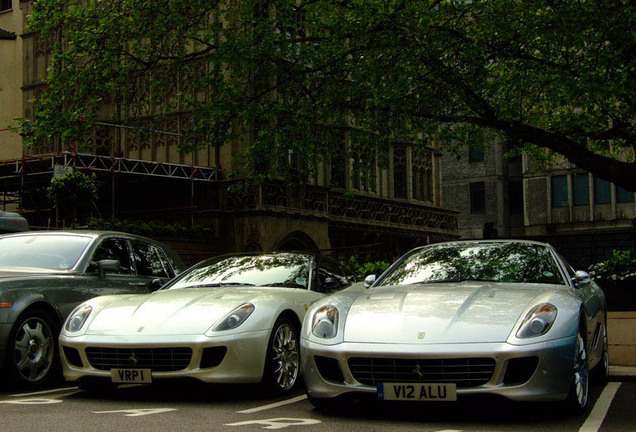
[168,253,311,290]
[0,234,92,270]
[380,242,566,287]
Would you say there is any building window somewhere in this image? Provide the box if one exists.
[594,178,611,204]
[329,142,346,189]
[508,181,523,215]
[470,182,486,214]
[0,0,11,12]
[412,148,432,201]
[551,175,568,208]
[573,174,589,206]
[393,147,407,199]
[468,147,484,163]
[617,186,634,203]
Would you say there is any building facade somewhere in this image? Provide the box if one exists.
[0,1,458,262]
[442,143,636,268]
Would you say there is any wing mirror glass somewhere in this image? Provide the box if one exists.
[97,259,120,278]
[572,270,591,288]
[364,274,376,289]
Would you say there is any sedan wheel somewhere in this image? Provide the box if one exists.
[9,309,58,386]
[262,317,300,393]
[566,328,589,413]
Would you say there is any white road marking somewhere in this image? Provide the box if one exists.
[92,408,177,417]
[10,386,78,398]
[1,398,64,405]
[237,395,307,414]
[578,382,621,432]
[225,418,321,429]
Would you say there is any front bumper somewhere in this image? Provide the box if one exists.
[60,329,270,384]
[301,336,576,402]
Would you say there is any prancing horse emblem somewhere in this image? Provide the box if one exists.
[129,351,138,366]
[412,362,425,379]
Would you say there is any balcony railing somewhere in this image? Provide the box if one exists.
[226,181,458,236]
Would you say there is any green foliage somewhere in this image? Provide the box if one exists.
[588,249,636,284]
[342,256,390,280]
[86,218,214,240]
[22,0,636,190]
[47,170,98,210]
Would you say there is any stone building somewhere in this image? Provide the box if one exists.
[442,142,636,268]
[0,1,458,263]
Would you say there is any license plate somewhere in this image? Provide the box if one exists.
[111,368,152,384]
[377,383,457,401]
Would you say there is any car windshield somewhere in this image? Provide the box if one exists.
[379,242,566,286]
[0,234,92,270]
[168,253,312,290]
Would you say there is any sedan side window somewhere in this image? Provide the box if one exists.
[132,241,170,278]
[89,238,133,275]
[316,259,352,293]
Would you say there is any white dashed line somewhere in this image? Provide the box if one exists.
[10,386,79,398]
[578,382,621,432]
[237,395,308,414]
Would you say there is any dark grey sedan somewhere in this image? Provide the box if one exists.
[0,230,185,387]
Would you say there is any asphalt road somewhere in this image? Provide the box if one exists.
[0,379,634,432]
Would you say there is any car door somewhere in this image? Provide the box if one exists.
[314,257,355,294]
[129,240,175,290]
[84,237,153,297]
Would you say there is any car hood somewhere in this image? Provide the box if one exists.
[343,282,563,344]
[86,287,270,336]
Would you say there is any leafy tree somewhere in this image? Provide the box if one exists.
[23,0,635,190]
[47,170,98,226]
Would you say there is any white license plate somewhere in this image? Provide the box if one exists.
[377,383,457,401]
[111,368,152,384]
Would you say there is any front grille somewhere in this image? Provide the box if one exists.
[85,347,193,372]
[348,357,495,388]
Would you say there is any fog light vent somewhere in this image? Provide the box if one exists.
[314,356,345,384]
[503,357,539,385]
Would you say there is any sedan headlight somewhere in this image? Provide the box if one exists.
[516,303,557,339]
[212,303,254,331]
[65,305,93,333]
[312,305,339,339]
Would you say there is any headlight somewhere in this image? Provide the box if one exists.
[312,305,339,339]
[212,303,254,331]
[516,303,557,338]
[65,305,92,333]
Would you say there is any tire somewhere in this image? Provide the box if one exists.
[261,316,300,394]
[7,308,60,387]
[565,326,589,414]
[592,324,609,384]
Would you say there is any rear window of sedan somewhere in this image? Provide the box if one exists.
[0,234,92,270]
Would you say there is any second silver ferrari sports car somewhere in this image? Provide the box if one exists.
[60,252,355,393]
[301,240,607,413]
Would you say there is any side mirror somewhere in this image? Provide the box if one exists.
[364,274,376,289]
[572,270,591,288]
[97,259,120,278]
[149,278,165,291]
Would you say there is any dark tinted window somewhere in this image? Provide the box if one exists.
[573,174,589,206]
[316,259,353,293]
[617,186,634,203]
[470,182,485,214]
[132,241,170,278]
[468,147,484,163]
[594,178,611,204]
[90,238,133,274]
[551,175,568,207]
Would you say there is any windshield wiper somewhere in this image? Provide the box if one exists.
[261,282,306,288]
[410,278,462,285]
[186,282,256,288]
